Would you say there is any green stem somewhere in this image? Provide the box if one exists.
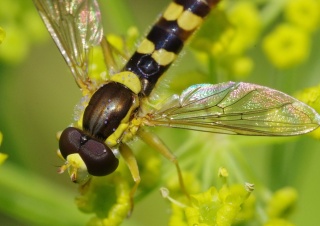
[101,0,136,34]
[0,163,88,226]
[260,0,289,28]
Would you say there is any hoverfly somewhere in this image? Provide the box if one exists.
[33,0,320,212]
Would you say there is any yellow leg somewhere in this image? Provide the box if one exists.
[101,36,118,72]
[56,149,69,174]
[137,129,190,200]
[100,36,128,73]
[119,143,141,215]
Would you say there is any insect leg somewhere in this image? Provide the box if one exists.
[137,129,190,200]
[56,149,65,161]
[100,36,130,74]
[101,36,118,73]
[56,144,70,175]
[118,143,141,215]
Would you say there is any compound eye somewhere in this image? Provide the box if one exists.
[59,127,82,159]
[79,138,119,176]
[59,127,119,176]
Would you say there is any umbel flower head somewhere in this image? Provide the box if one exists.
[262,24,310,69]
[285,0,320,33]
[162,167,298,226]
[295,85,320,139]
[162,168,256,226]
[184,184,253,226]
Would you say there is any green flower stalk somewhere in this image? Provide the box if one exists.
[0,31,6,164]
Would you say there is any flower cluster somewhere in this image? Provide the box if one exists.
[168,184,254,226]
[76,170,131,226]
[262,0,320,69]
[191,1,262,79]
[263,24,310,69]
[162,168,297,226]
[190,0,320,80]
[295,85,320,139]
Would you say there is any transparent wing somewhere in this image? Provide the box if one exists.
[33,0,103,88]
[147,82,320,136]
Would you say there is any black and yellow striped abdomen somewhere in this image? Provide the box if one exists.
[123,0,220,96]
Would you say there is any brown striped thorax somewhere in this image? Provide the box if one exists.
[34,0,320,213]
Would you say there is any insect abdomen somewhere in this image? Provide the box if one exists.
[123,0,220,96]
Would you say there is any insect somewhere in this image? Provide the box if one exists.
[34,0,320,211]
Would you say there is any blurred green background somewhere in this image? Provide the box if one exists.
[1,0,320,225]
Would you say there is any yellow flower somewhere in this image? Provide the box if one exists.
[163,168,255,226]
[262,24,310,69]
[295,85,320,139]
[285,0,320,33]
[168,203,188,226]
[165,183,254,226]
[76,169,131,226]
[295,85,320,114]
[227,2,262,55]
[185,185,253,226]
[210,28,236,57]
[231,56,254,79]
